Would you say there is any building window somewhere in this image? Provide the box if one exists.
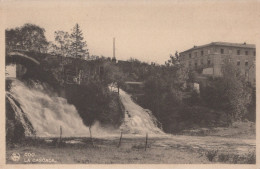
[237,50,240,55]
[237,60,240,66]
[254,51,256,56]
[245,61,248,66]
[208,49,210,54]
[201,51,204,56]
[245,51,248,55]
[194,52,197,57]
[189,61,192,66]
[221,49,224,54]
[189,53,191,58]
[201,59,204,65]
[195,62,197,67]
[207,59,211,65]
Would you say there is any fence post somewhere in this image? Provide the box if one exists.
[118,131,123,148]
[145,133,148,151]
[89,126,94,147]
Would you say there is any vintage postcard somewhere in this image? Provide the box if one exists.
[0,0,259,169]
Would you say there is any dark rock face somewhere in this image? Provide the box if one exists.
[6,92,36,144]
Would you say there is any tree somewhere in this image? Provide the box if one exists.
[47,41,59,55]
[164,52,189,90]
[165,51,180,67]
[201,59,252,123]
[221,59,252,121]
[6,23,48,53]
[54,31,71,57]
[103,62,126,87]
[6,27,20,52]
[70,24,89,59]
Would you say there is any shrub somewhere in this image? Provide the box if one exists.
[245,151,256,164]
[206,150,218,162]
[232,154,240,164]
[218,153,230,162]
[65,83,124,127]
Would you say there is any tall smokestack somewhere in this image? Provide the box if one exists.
[113,37,115,58]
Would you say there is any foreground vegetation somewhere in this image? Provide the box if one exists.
[6,131,255,164]
[7,142,209,164]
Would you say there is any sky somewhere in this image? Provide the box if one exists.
[2,0,259,64]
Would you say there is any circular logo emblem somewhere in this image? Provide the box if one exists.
[10,152,20,162]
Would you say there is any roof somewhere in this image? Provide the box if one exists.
[180,42,256,54]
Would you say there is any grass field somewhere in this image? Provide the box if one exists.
[6,137,210,164]
[6,133,255,164]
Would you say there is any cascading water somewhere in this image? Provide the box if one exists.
[7,78,164,138]
[6,92,36,136]
[118,89,164,136]
[7,79,89,137]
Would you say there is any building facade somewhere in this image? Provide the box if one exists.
[179,42,256,86]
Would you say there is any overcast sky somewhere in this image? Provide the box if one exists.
[2,0,259,64]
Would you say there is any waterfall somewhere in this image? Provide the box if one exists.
[118,89,164,136]
[7,79,89,137]
[6,92,36,136]
[7,79,164,138]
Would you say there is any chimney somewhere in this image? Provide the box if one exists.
[113,38,115,58]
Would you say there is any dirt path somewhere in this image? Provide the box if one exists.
[150,135,255,155]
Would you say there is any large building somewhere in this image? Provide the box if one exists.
[179,42,256,86]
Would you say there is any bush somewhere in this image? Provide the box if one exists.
[218,153,230,162]
[245,151,256,164]
[211,151,256,164]
[232,154,240,164]
[206,150,218,162]
[98,92,124,128]
[65,83,124,128]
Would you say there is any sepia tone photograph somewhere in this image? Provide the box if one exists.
[1,0,258,167]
